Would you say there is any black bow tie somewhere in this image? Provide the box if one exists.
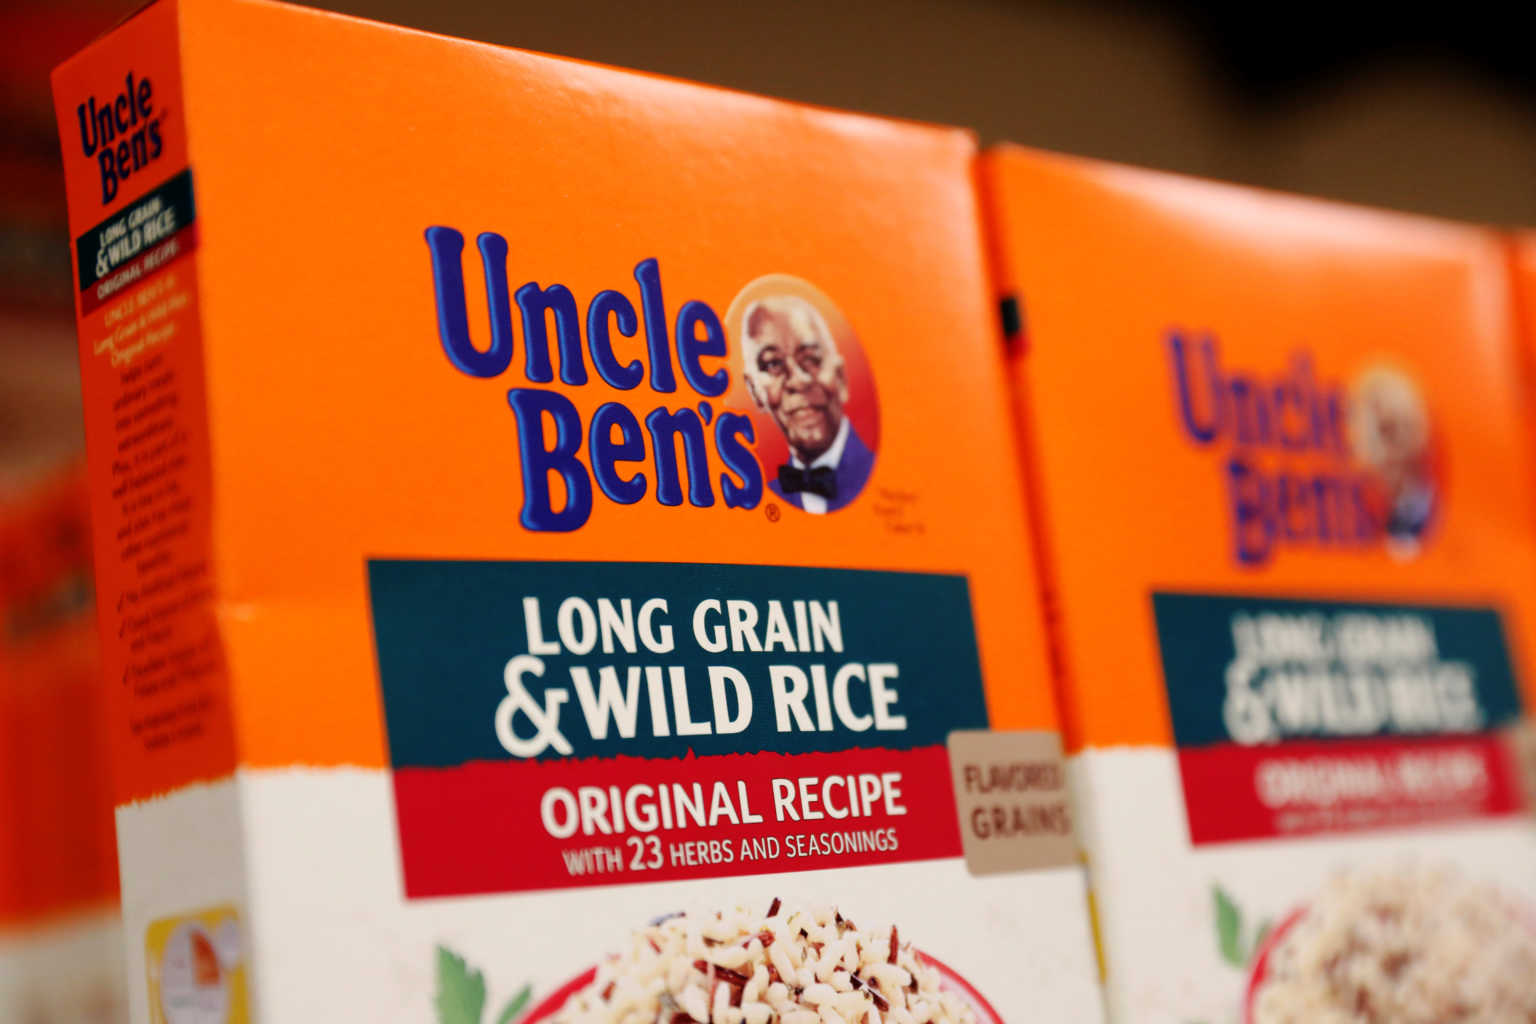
[778,464,837,500]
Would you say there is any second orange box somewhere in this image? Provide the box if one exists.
[984,145,1536,1024]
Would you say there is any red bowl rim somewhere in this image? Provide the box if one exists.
[520,948,1004,1023]
[1242,907,1308,1024]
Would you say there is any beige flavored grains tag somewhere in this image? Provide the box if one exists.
[947,729,1077,874]
[1505,718,1536,818]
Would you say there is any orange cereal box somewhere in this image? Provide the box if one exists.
[0,464,124,1022]
[51,4,1103,1021]
[982,145,1536,1024]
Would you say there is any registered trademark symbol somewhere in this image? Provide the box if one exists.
[765,502,781,522]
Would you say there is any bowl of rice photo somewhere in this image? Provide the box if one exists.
[1243,864,1536,1024]
[521,899,1002,1023]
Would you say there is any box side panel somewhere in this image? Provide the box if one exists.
[50,0,238,814]
[977,149,1082,751]
[52,7,254,1023]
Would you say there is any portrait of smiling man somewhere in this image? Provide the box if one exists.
[740,294,875,513]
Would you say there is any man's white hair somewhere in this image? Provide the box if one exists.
[742,295,842,363]
[1351,365,1429,463]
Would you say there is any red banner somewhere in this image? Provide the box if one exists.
[1178,734,1527,846]
[80,222,198,314]
[393,746,960,899]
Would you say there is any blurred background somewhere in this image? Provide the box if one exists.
[2,0,1534,495]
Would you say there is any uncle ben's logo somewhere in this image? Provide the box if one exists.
[424,228,880,531]
[1167,330,1441,567]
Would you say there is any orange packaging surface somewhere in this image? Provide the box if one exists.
[50,3,1103,1021]
[983,146,1536,1024]
[1514,233,1536,400]
[0,464,124,1022]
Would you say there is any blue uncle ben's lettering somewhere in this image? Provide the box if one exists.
[1167,330,1377,565]
[425,227,763,531]
[76,73,163,205]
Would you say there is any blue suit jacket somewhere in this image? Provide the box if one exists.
[768,424,875,513]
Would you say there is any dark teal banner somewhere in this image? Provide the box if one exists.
[1152,592,1523,748]
[369,560,989,767]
